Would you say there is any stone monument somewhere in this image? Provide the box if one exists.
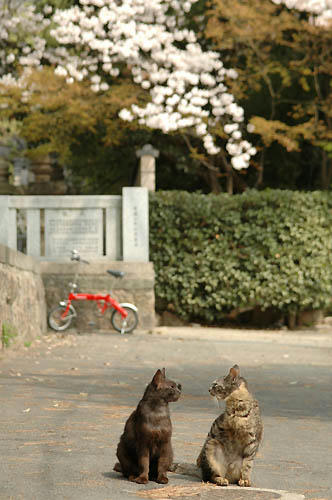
[136,144,159,191]
[44,207,104,258]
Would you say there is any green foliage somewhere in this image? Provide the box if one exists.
[206,0,332,190]
[0,67,148,169]
[1,322,18,349]
[149,190,332,324]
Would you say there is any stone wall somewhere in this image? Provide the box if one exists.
[0,244,47,349]
[0,244,155,347]
[40,261,155,331]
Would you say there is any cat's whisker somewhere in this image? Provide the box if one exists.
[210,395,219,408]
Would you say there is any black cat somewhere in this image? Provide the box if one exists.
[114,368,181,484]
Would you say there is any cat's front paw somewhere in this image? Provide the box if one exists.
[214,476,229,486]
[157,474,169,484]
[238,479,251,487]
[113,462,122,473]
[130,475,148,484]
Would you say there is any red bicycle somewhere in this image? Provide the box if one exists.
[48,250,138,334]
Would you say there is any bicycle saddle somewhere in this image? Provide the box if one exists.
[107,270,125,278]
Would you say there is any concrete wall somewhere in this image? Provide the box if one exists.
[40,261,155,331]
[0,244,47,348]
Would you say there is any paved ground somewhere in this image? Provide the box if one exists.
[0,325,331,500]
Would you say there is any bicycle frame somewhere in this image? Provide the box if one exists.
[61,292,128,319]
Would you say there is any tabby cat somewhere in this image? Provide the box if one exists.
[197,364,263,487]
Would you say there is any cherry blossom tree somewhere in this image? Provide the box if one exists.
[0,0,258,193]
[0,0,331,192]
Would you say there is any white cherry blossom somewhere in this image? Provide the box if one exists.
[271,0,332,24]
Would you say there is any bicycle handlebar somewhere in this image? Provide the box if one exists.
[70,249,90,264]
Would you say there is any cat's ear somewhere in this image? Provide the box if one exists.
[229,365,240,380]
[161,368,166,378]
[151,369,163,388]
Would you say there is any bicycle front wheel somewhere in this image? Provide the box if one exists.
[48,305,75,331]
[111,305,138,334]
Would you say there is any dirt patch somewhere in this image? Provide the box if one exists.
[136,483,281,499]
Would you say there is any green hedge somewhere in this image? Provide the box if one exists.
[149,190,332,324]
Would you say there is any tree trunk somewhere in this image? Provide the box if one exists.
[207,168,222,194]
[321,150,332,190]
[320,149,328,189]
[226,169,233,194]
[255,148,265,188]
[218,150,234,194]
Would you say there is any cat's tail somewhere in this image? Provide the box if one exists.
[169,462,202,479]
[116,459,201,479]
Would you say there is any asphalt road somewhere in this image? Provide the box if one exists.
[0,326,331,500]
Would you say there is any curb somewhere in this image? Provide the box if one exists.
[143,325,332,347]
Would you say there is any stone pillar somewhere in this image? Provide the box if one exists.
[0,158,9,183]
[135,144,159,191]
[28,155,67,195]
[0,144,11,194]
[30,155,53,183]
[0,195,17,250]
[122,187,149,262]
[12,157,29,187]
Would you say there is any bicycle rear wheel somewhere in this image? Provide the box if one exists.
[48,305,75,331]
[111,305,138,334]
